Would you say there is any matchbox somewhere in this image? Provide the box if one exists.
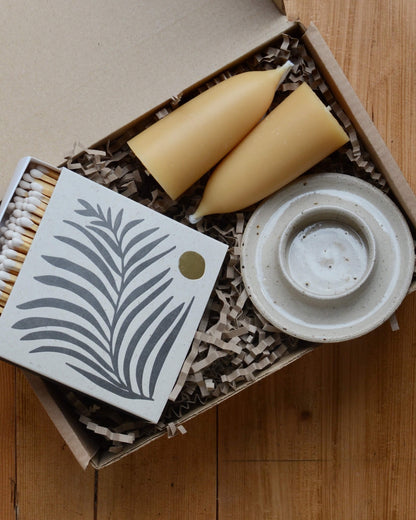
[0,160,227,424]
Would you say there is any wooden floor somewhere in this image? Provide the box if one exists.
[2,0,416,518]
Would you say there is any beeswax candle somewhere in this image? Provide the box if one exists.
[128,62,292,199]
[190,83,349,221]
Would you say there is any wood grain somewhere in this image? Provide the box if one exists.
[0,1,415,519]
[218,293,416,519]
[15,371,95,519]
[0,362,16,520]
[97,409,217,520]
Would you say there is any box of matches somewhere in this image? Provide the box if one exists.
[0,158,227,423]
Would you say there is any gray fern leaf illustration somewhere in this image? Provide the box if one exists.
[12,199,194,401]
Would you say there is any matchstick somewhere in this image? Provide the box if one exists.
[13,210,41,227]
[0,271,17,284]
[15,216,39,232]
[35,164,60,180]
[13,231,33,245]
[3,247,26,263]
[0,280,13,295]
[30,168,57,186]
[31,180,54,198]
[15,187,30,198]
[0,291,9,305]
[0,257,23,275]
[21,202,45,219]
[26,196,48,211]
[6,224,36,240]
[14,208,43,225]
[7,237,31,254]
[23,171,57,188]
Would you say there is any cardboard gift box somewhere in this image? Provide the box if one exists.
[1,0,415,469]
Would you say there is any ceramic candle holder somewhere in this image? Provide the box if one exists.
[278,206,376,301]
[240,173,415,343]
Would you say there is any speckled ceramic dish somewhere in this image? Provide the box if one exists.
[241,173,415,343]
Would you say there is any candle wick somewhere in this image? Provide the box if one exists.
[188,213,202,225]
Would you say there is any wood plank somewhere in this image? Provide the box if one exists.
[286,0,416,189]
[15,371,95,520]
[0,361,16,520]
[218,294,416,519]
[97,409,217,520]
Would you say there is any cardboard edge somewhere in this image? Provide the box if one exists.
[92,345,316,469]
[24,370,99,470]
[303,23,416,230]
[271,0,287,15]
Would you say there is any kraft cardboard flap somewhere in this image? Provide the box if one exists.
[0,0,293,201]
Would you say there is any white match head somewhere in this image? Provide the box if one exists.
[0,271,14,282]
[12,209,22,218]
[16,217,36,229]
[2,258,18,270]
[22,203,38,214]
[22,173,35,183]
[15,187,29,197]
[34,179,53,193]
[31,181,47,194]
[26,196,44,207]
[30,169,44,180]
[10,225,33,237]
[28,190,43,200]
[8,238,23,249]
[35,164,60,179]
[18,180,31,190]
[12,209,24,219]
[3,247,18,260]
[3,230,14,239]
[34,164,50,174]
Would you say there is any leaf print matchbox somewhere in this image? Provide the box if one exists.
[0,167,228,423]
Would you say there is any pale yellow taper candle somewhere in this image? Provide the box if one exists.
[190,82,349,221]
[128,62,293,199]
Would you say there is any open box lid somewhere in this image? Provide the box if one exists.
[0,0,294,201]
